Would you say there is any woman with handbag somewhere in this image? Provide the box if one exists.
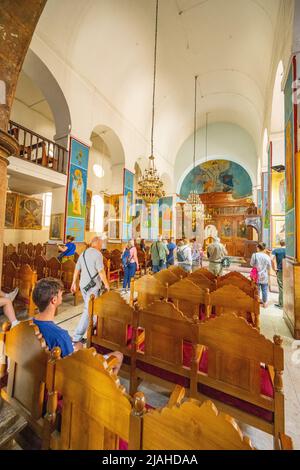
[121,239,139,293]
[250,242,271,308]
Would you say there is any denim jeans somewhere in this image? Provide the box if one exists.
[152,263,166,273]
[123,262,137,288]
[259,283,269,304]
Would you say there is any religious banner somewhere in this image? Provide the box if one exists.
[132,199,142,239]
[150,203,159,240]
[159,196,173,238]
[262,172,270,248]
[284,60,296,258]
[108,194,121,239]
[122,169,134,241]
[65,137,89,242]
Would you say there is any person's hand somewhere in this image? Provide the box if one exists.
[105,284,110,292]
[70,282,77,294]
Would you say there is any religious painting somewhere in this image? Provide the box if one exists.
[272,171,285,215]
[85,190,92,231]
[108,220,120,239]
[66,137,90,242]
[150,203,159,240]
[220,219,232,238]
[180,160,252,200]
[103,194,110,233]
[262,171,270,247]
[272,217,285,248]
[132,199,142,239]
[285,118,294,212]
[16,195,43,230]
[67,165,87,219]
[237,220,247,239]
[50,213,64,240]
[65,217,85,242]
[159,196,173,238]
[286,209,295,258]
[122,169,134,240]
[141,203,151,240]
[110,194,120,219]
[5,192,18,228]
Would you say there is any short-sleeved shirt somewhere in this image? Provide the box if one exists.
[207,242,227,262]
[76,247,104,290]
[63,242,76,257]
[150,241,169,265]
[33,319,73,358]
[272,248,286,272]
[250,252,271,284]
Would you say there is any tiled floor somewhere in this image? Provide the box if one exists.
[1,286,299,450]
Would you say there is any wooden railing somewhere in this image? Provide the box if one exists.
[8,120,68,175]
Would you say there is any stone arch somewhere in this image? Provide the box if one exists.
[22,49,71,146]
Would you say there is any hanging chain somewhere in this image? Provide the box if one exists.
[193,75,198,170]
[205,111,208,162]
[150,0,159,160]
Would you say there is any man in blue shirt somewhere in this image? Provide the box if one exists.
[166,237,176,267]
[272,239,286,309]
[32,278,123,373]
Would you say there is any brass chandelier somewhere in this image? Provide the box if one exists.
[136,0,165,206]
[186,75,201,208]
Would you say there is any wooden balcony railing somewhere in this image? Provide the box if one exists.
[8,120,68,175]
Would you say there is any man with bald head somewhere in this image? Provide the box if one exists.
[71,236,110,343]
[207,236,227,276]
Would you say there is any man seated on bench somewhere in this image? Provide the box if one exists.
[0,288,19,327]
[32,278,123,374]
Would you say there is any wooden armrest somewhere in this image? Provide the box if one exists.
[279,433,294,450]
[167,385,185,408]
[106,355,118,370]
[267,364,275,385]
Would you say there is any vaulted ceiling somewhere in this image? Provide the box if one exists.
[33,0,288,164]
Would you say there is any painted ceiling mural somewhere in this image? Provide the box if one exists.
[180,160,252,200]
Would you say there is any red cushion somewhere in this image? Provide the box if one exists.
[127,325,145,352]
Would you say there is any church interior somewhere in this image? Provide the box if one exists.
[1,0,300,451]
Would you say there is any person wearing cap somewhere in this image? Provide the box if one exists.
[207,236,227,276]
[71,236,110,344]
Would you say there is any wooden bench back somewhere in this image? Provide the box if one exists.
[191,268,216,281]
[3,321,49,433]
[9,252,21,267]
[88,291,135,355]
[46,257,62,279]
[219,271,254,286]
[187,271,217,291]
[134,300,193,387]
[167,265,188,279]
[139,398,254,450]
[2,260,18,292]
[192,313,284,442]
[207,284,260,327]
[16,264,37,315]
[168,278,209,320]
[130,274,167,308]
[34,255,48,280]
[153,269,178,286]
[45,349,134,450]
[61,259,76,291]
[217,276,258,298]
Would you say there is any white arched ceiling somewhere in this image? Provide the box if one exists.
[92,125,125,166]
[33,0,284,168]
[271,61,285,134]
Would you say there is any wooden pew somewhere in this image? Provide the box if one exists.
[133,392,255,450]
[153,269,178,286]
[168,278,209,321]
[0,320,50,439]
[15,264,37,316]
[217,275,258,298]
[34,255,48,280]
[190,313,285,449]
[35,243,44,257]
[191,267,216,281]
[207,284,260,328]
[9,252,21,268]
[87,291,141,389]
[167,265,188,279]
[46,257,62,279]
[187,271,217,292]
[130,274,168,308]
[43,348,139,450]
[1,261,18,293]
[20,252,34,269]
[131,300,194,393]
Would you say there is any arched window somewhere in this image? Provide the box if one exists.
[90,194,104,233]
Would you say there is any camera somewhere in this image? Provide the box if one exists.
[83,279,97,293]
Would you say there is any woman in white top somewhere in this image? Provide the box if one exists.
[250,242,271,308]
[175,238,193,273]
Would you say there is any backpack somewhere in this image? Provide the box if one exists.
[121,248,131,268]
[177,247,187,263]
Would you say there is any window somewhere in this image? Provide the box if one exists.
[93,163,105,178]
[90,195,104,232]
[42,192,52,228]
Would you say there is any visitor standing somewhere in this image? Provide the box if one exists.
[271,239,286,309]
[121,239,139,293]
[250,242,271,308]
[166,237,176,267]
[175,238,193,273]
[150,235,169,273]
[207,236,227,276]
[71,236,109,343]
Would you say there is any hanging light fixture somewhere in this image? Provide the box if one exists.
[136,0,165,206]
[203,112,212,222]
[186,75,201,207]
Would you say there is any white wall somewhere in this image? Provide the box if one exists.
[175,122,258,193]
[3,229,49,245]
[87,147,112,194]
[10,99,56,141]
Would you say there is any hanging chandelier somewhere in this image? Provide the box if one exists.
[136,0,165,206]
[186,75,201,208]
